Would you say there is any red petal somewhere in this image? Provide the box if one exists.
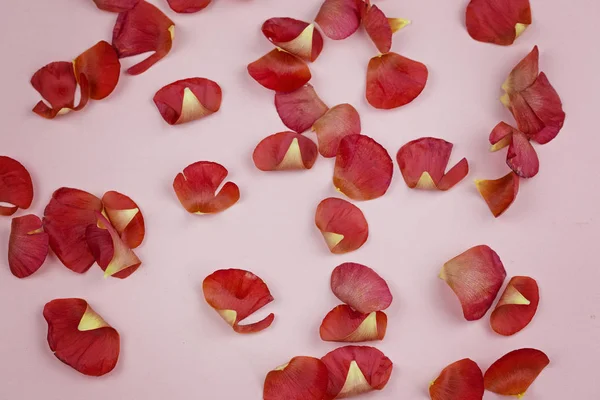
[466,0,532,45]
[112,1,175,75]
[166,0,211,13]
[506,130,539,178]
[203,269,275,334]
[503,45,539,93]
[397,137,469,190]
[101,191,145,249]
[489,121,516,151]
[93,0,140,12]
[320,305,387,342]
[264,356,329,400]
[333,134,393,201]
[275,84,329,133]
[315,0,362,40]
[388,18,411,33]
[247,49,311,92]
[429,359,484,400]
[366,52,428,109]
[321,346,393,399]
[315,197,368,254]
[0,156,33,216]
[153,78,222,125]
[476,172,520,218]
[490,276,539,336]
[262,18,324,62]
[440,245,506,321]
[43,188,103,273]
[73,41,121,100]
[331,262,392,313]
[8,214,48,278]
[253,132,318,171]
[363,5,393,53]
[484,349,549,396]
[43,298,120,376]
[173,161,240,214]
[313,104,361,158]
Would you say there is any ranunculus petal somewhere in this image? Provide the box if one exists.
[315,197,368,254]
[320,305,387,342]
[253,132,318,171]
[490,276,539,336]
[484,349,549,396]
[313,104,361,158]
[73,41,121,100]
[203,269,275,334]
[0,156,33,216]
[275,84,329,133]
[466,0,532,45]
[262,18,324,62]
[264,356,329,400]
[475,172,520,218]
[43,298,120,376]
[247,49,312,92]
[315,0,362,40]
[429,359,484,400]
[102,191,145,249]
[331,262,392,313]
[439,245,506,321]
[93,0,140,12]
[363,5,393,53]
[153,78,222,125]
[166,0,211,13]
[8,214,48,278]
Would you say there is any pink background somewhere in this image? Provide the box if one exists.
[1,0,599,398]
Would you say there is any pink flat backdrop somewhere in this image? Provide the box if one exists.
[1,0,599,398]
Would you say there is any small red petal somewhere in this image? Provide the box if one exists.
[93,0,140,12]
[429,359,484,400]
[484,348,549,396]
[262,18,324,62]
[173,161,240,214]
[8,214,48,278]
[489,121,516,151]
[333,134,393,201]
[440,245,507,321]
[253,132,318,171]
[366,52,428,109]
[506,130,539,178]
[43,298,120,376]
[466,0,532,45]
[73,41,121,100]
[264,356,329,400]
[275,84,329,133]
[320,305,387,342]
[247,49,312,92]
[166,0,211,13]
[321,346,393,400]
[331,262,392,313]
[491,276,539,336]
[153,78,222,125]
[101,191,145,249]
[315,197,368,254]
[203,269,275,334]
[0,156,33,216]
[363,5,393,53]
[112,1,175,75]
[315,0,362,40]
[476,172,520,218]
[313,104,361,158]
[503,45,539,93]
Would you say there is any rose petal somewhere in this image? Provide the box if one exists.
[466,0,532,45]
[333,134,393,201]
[93,0,140,12]
[8,214,48,278]
[153,78,222,125]
[388,18,411,33]
[315,0,362,40]
[502,45,539,93]
[490,276,539,336]
[475,172,520,218]
[429,359,484,400]
[203,269,275,334]
[264,356,329,400]
[321,346,393,400]
[439,245,507,321]
[313,104,361,158]
[506,130,539,178]
[166,0,211,13]
[320,305,387,342]
[331,262,392,313]
[275,84,329,133]
[253,132,318,171]
[0,156,33,216]
[489,121,516,151]
[262,18,324,62]
[247,49,312,92]
[363,5,393,53]
[101,191,145,249]
[173,161,240,214]
[484,349,549,396]
[73,41,121,100]
[112,1,175,75]
[43,298,120,376]
[315,197,368,254]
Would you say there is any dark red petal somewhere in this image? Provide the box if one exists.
[0,156,33,216]
[320,305,387,342]
[264,356,329,400]
[315,0,362,40]
[315,197,368,254]
[262,18,324,62]
[253,132,318,171]
[429,359,484,400]
[73,41,121,100]
[166,0,211,13]
[363,5,393,53]
[506,130,539,178]
[93,0,140,12]
[484,349,549,396]
[247,49,311,92]
[331,263,392,313]
[313,104,361,158]
[491,276,539,336]
[8,214,48,278]
[101,191,145,249]
[153,78,222,125]
[466,0,532,45]
[275,84,329,133]
[476,172,520,218]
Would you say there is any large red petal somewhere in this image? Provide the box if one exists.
[0,156,33,216]
[8,214,48,278]
[101,191,145,249]
[429,359,484,400]
[475,172,520,217]
[262,18,324,62]
[315,0,362,40]
[320,305,387,342]
[93,0,140,12]
[484,349,549,396]
[466,0,532,45]
[275,84,329,133]
[166,0,211,13]
[264,356,329,400]
[331,262,392,313]
[73,41,121,100]
[313,104,361,158]
[253,132,318,171]
[490,276,539,336]
[247,49,311,92]
[363,5,393,53]
[315,197,368,254]
[153,78,222,125]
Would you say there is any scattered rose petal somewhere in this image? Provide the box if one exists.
[264,356,329,400]
[275,84,329,133]
[475,172,520,218]
[0,156,33,216]
[262,18,324,62]
[253,132,318,171]
[203,269,275,333]
[315,197,368,254]
[102,191,145,249]
[491,276,539,336]
[8,214,48,278]
[388,18,411,33]
[429,359,484,400]
[313,104,361,157]
[167,0,211,13]
[506,129,539,178]
[484,348,549,397]
[331,262,392,313]
[320,305,387,342]
[93,0,140,12]
[439,245,507,321]
[247,49,311,92]
[363,5,393,53]
[73,41,121,100]
[153,78,222,125]
[43,298,120,376]
[489,121,517,151]
[466,0,531,46]
[315,0,362,40]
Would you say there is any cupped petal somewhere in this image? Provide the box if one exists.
[203,269,275,334]
[167,0,211,13]
[313,104,361,158]
[315,0,362,40]
[0,156,33,216]
[247,49,311,92]
[320,305,387,342]
[331,262,392,313]
[173,161,240,214]
[253,132,318,171]
[315,197,368,254]
[489,121,517,151]
[73,41,121,100]
[264,356,329,400]
[466,0,532,45]
[101,191,145,249]
[507,130,539,178]
[43,298,120,376]
[439,245,506,321]
[363,5,393,53]
[502,45,539,93]
[484,348,549,396]
[429,359,484,400]
[8,214,48,278]
[153,77,222,125]
[275,84,329,133]
[262,18,324,62]
[93,0,140,12]
[491,276,539,336]
[475,172,520,218]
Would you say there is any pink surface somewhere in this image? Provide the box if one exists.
[1,0,599,398]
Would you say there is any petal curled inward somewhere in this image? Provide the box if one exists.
[73,41,121,100]
[331,262,392,313]
[315,198,368,254]
[262,18,324,62]
[43,298,120,376]
[440,245,506,321]
[491,276,539,336]
[320,305,387,342]
[253,132,318,171]
[153,78,222,125]
[0,156,33,216]
[102,191,145,249]
[173,161,240,214]
[264,356,329,400]
[476,172,520,218]
[334,134,393,201]
[363,5,393,53]
[484,348,549,397]
[275,84,328,133]
[8,214,49,278]
[247,49,311,92]
[93,0,140,12]
[466,0,532,45]
[313,104,361,158]
[429,359,484,400]
[167,0,212,13]
[112,1,175,75]
[315,0,362,40]
[203,269,275,333]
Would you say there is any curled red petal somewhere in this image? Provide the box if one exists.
[440,245,506,321]
[112,1,175,75]
[101,191,145,249]
[320,305,387,342]
[491,276,539,336]
[73,41,121,100]
[484,348,549,396]
[264,356,329,400]
[153,78,222,125]
[8,214,48,278]
[466,0,532,45]
[275,84,329,133]
[247,49,311,92]
[0,156,33,216]
[253,132,318,171]
[429,359,484,400]
[315,0,362,40]
[93,0,140,12]
[173,161,240,214]
[262,18,324,62]
[313,104,361,158]
[503,45,539,93]
[333,134,393,201]
[43,298,120,376]
[331,262,392,313]
[166,0,211,13]
[489,121,517,151]
[315,197,368,254]
[363,5,393,53]
[476,172,520,218]
[506,130,539,178]
[203,269,275,334]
